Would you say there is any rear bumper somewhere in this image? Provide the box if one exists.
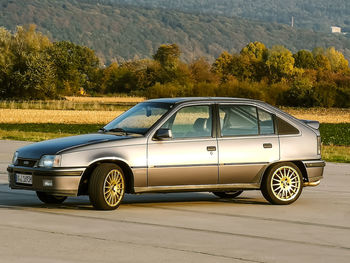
[7,165,85,196]
[302,160,325,184]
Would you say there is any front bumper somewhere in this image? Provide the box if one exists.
[7,165,86,196]
[302,160,325,185]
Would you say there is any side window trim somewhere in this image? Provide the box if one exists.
[256,107,261,135]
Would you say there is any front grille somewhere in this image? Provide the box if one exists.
[17,158,37,167]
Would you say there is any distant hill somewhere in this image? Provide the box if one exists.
[108,0,350,33]
[1,0,349,64]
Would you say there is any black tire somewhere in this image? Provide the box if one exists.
[212,191,243,199]
[88,163,125,210]
[261,162,303,205]
[36,191,67,204]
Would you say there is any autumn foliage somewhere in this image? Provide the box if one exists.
[1,26,349,107]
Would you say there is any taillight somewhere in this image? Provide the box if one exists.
[317,136,321,155]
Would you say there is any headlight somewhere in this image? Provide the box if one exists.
[12,152,19,165]
[38,155,61,168]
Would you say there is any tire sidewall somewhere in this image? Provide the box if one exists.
[89,163,126,210]
[262,162,303,205]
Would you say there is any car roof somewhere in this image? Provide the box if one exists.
[146,97,261,104]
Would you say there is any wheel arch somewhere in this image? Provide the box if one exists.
[259,160,308,187]
[78,159,135,195]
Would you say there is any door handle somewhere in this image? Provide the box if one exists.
[207,146,216,151]
[263,143,272,149]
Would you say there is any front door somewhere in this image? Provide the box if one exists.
[147,105,218,186]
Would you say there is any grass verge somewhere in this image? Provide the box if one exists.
[319,123,350,146]
[0,123,101,142]
[321,146,350,163]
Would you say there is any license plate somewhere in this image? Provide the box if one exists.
[15,173,32,185]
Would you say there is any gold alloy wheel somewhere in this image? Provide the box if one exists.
[103,169,125,207]
[271,166,301,202]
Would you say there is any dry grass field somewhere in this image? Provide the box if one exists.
[0,107,349,124]
[283,107,350,123]
[0,109,122,124]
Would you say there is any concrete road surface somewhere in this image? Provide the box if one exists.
[0,140,349,263]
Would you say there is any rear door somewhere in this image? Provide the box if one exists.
[217,104,280,184]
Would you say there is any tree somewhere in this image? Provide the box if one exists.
[239,42,269,81]
[324,47,349,72]
[293,50,315,69]
[314,54,331,71]
[212,51,233,77]
[240,41,268,61]
[266,46,295,82]
[189,58,218,84]
[13,52,57,99]
[0,27,13,97]
[5,25,57,99]
[48,41,100,95]
[153,44,180,70]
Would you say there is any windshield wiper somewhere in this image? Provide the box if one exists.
[99,127,143,136]
[106,128,129,135]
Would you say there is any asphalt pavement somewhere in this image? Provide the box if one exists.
[0,140,349,263]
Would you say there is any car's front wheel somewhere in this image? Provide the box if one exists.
[261,162,303,205]
[212,191,243,199]
[36,191,67,204]
[88,163,125,210]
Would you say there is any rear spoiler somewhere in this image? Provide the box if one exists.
[300,119,320,130]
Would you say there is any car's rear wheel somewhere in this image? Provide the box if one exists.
[261,162,303,205]
[36,191,67,204]
[88,163,125,210]
[212,191,243,199]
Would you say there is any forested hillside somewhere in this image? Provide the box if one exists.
[108,0,350,33]
[0,0,350,64]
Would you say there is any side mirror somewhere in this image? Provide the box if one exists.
[154,128,172,140]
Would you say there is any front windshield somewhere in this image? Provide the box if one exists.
[103,102,173,135]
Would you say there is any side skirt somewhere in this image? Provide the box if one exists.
[134,183,260,194]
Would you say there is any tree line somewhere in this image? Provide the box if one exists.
[0,25,349,107]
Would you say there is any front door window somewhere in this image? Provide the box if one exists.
[161,105,212,139]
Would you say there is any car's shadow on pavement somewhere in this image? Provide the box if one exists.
[0,191,268,210]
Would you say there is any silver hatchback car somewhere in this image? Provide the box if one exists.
[8,98,325,210]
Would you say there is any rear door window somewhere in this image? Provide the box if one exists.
[258,108,275,135]
[219,105,275,136]
[219,105,258,136]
